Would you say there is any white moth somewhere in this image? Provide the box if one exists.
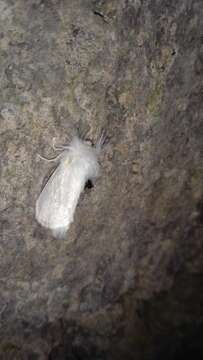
[35,133,105,238]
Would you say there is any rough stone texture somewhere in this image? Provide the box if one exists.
[0,0,203,359]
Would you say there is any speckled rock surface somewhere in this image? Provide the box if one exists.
[0,0,203,359]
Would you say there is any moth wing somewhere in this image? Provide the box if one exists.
[35,157,85,233]
[36,165,64,229]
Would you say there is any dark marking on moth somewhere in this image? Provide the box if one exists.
[84,179,94,190]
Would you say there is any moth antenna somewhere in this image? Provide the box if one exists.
[75,124,90,140]
[37,153,62,162]
[52,137,70,151]
[52,137,63,151]
[96,129,107,153]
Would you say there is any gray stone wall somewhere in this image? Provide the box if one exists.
[0,0,202,358]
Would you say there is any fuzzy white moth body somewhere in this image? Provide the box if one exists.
[36,135,103,238]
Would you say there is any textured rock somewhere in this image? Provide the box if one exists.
[0,0,203,359]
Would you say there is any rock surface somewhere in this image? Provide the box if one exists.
[0,0,203,359]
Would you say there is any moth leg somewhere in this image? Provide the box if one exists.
[37,153,62,162]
